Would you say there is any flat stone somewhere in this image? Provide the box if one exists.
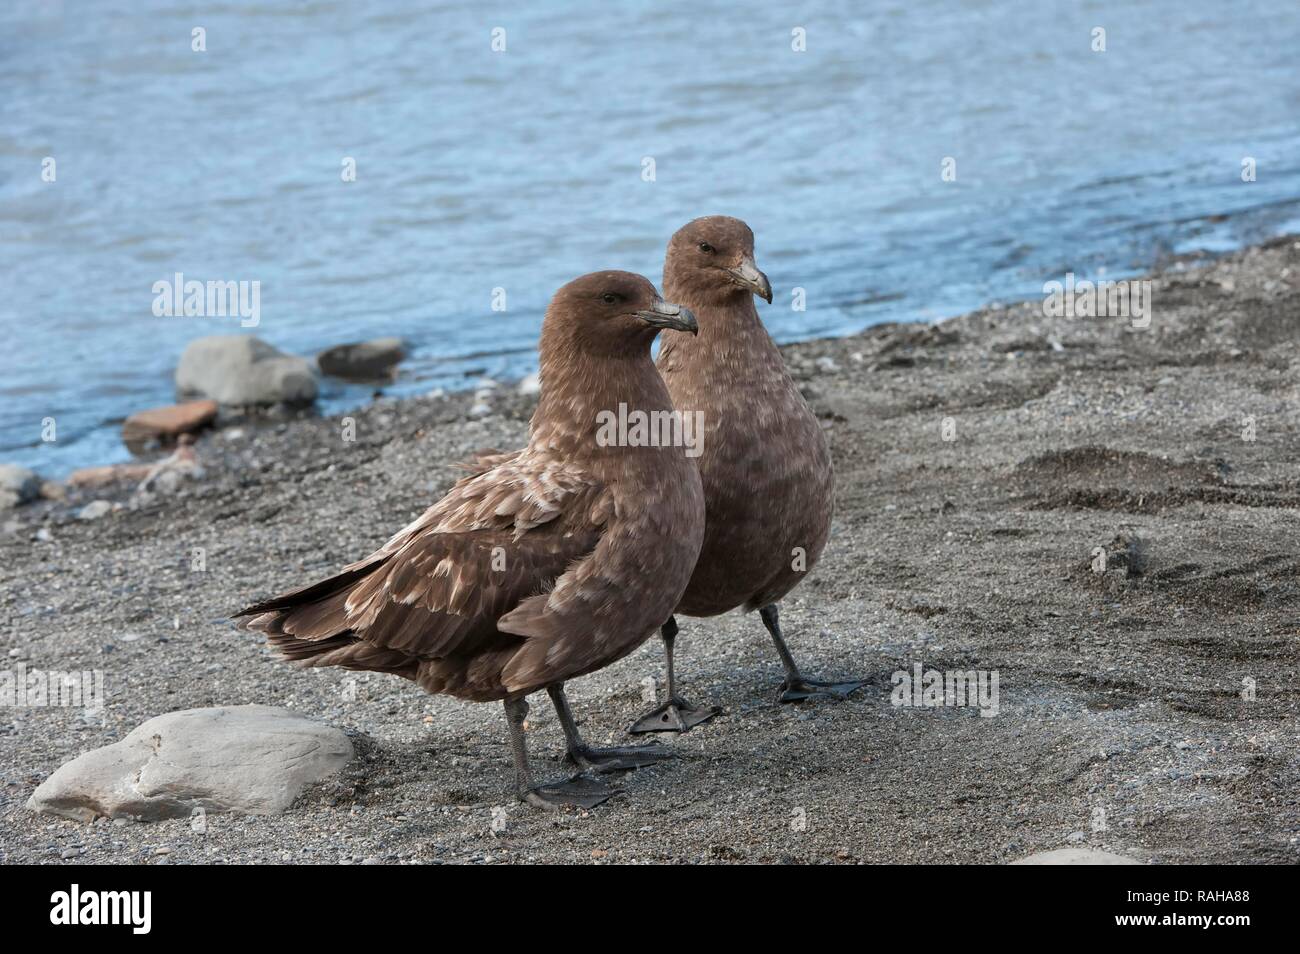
[67,464,152,489]
[121,399,217,451]
[1011,848,1142,865]
[28,705,353,822]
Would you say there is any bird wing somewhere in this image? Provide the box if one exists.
[235,449,615,666]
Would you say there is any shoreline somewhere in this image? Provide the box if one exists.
[1,231,1274,486]
[3,235,1299,863]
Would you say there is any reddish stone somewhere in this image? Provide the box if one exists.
[121,399,217,450]
[66,464,152,488]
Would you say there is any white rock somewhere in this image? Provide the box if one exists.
[1011,848,1141,865]
[151,469,184,494]
[27,705,353,822]
[815,356,839,373]
[516,372,541,396]
[77,500,113,521]
[176,336,318,406]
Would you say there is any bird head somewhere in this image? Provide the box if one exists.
[664,216,772,306]
[545,271,697,357]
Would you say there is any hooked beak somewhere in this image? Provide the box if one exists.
[635,298,698,335]
[727,255,772,304]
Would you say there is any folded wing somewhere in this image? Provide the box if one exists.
[234,450,615,692]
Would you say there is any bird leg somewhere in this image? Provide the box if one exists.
[503,696,619,810]
[547,683,674,773]
[627,617,722,734]
[760,603,866,703]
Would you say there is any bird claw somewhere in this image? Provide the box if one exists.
[521,774,621,811]
[627,697,721,734]
[778,677,866,704]
[564,743,674,774]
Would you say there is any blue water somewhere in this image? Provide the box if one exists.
[4,0,1300,476]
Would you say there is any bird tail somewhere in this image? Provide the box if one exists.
[232,561,414,678]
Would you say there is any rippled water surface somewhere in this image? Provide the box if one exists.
[3,0,1300,474]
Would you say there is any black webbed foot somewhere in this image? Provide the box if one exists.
[627,697,721,734]
[777,677,866,704]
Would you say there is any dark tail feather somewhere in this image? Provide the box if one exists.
[272,633,356,662]
[234,555,418,678]
[232,563,376,620]
[268,632,418,679]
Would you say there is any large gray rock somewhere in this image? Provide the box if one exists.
[176,336,317,406]
[1011,848,1142,865]
[316,337,406,381]
[0,464,41,509]
[28,705,353,822]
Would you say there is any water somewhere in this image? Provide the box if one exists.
[4,0,1299,477]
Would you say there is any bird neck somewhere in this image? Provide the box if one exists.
[530,338,676,459]
[658,292,781,371]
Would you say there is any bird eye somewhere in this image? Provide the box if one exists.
[601,293,620,305]
[698,242,715,254]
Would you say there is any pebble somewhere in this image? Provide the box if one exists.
[77,500,113,521]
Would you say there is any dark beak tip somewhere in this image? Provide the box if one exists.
[637,304,697,335]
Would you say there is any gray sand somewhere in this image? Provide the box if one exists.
[3,238,1299,864]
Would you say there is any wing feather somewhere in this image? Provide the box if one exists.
[234,449,613,686]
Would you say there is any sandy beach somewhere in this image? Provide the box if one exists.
[3,236,1298,865]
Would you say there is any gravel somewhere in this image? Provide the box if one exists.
[3,236,1299,864]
